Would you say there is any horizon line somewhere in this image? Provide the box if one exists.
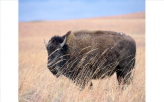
[19,11,145,23]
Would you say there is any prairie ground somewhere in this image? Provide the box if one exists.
[19,12,145,102]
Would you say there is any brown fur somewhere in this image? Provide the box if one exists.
[64,30,135,58]
[47,30,136,89]
[62,30,136,85]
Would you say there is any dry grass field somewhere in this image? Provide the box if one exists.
[19,12,145,102]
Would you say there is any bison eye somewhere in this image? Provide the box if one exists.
[48,45,53,50]
[50,46,53,49]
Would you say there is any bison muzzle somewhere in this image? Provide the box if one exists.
[44,30,136,89]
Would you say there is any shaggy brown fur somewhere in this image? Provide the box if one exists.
[64,30,135,56]
[46,30,136,89]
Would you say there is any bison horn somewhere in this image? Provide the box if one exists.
[44,39,47,47]
[60,36,67,48]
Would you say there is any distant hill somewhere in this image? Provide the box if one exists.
[92,11,145,19]
[19,11,145,37]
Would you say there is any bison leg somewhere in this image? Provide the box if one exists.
[116,58,135,85]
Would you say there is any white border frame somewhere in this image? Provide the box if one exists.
[1,1,18,102]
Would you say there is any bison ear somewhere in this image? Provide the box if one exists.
[60,36,67,48]
[44,39,47,47]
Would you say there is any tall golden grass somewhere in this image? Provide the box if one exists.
[19,12,145,102]
[19,47,145,102]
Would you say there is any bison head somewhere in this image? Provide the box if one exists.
[44,36,68,76]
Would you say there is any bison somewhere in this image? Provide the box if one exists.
[44,30,136,89]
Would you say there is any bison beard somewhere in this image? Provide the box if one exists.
[45,30,136,90]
